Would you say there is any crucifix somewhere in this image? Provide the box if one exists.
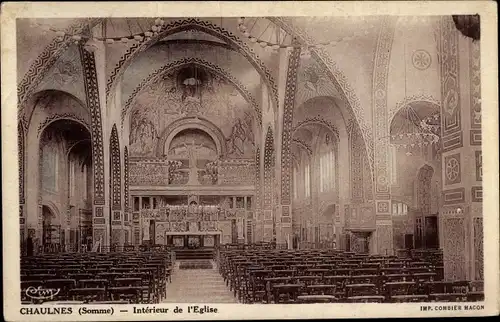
[179,140,203,185]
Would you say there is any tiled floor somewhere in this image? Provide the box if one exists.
[163,260,238,303]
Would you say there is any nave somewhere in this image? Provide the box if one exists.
[21,244,484,304]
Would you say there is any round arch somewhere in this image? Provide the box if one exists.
[156,117,227,158]
[107,18,279,109]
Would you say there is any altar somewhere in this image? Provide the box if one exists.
[164,221,222,248]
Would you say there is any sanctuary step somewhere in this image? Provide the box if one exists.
[174,248,214,260]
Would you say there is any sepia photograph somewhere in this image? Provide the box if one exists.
[2,1,498,320]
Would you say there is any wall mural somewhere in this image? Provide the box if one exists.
[129,66,255,158]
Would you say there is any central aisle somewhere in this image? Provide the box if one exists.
[163,261,238,303]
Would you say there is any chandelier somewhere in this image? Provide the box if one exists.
[389,105,440,155]
[41,18,167,52]
[237,17,371,58]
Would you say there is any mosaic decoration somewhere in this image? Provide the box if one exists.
[292,138,312,155]
[106,18,279,109]
[473,217,484,280]
[79,45,105,205]
[272,17,374,174]
[37,113,90,137]
[439,16,462,140]
[263,127,275,210]
[349,121,364,203]
[373,17,396,199]
[122,58,261,127]
[110,124,122,210]
[444,153,461,185]
[469,40,482,146]
[471,186,482,202]
[280,47,301,205]
[124,146,129,212]
[18,123,25,205]
[417,165,434,215]
[475,151,482,181]
[442,187,466,205]
[442,217,466,281]
[18,19,103,110]
[411,49,432,70]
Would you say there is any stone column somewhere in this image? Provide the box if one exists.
[438,17,482,281]
[372,17,396,256]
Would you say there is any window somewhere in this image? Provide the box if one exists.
[69,160,75,198]
[304,163,311,198]
[320,150,336,192]
[42,144,58,192]
[392,201,409,216]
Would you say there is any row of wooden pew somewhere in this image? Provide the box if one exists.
[217,248,483,304]
[21,251,173,304]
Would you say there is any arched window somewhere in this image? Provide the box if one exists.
[320,149,336,192]
[304,162,311,198]
[42,144,58,192]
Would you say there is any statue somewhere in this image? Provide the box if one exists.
[176,140,203,185]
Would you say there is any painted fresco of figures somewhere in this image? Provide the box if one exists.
[226,112,255,158]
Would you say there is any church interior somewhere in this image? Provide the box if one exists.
[18,16,483,304]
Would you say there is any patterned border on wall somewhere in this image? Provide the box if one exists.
[94,218,105,225]
[470,130,481,146]
[442,187,466,205]
[106,18,279,108]
[471,186,482,202]
[442,217,466,281]
[349,119,364,203]
[79,45,105,205]
[473,217,484,280]
[442,131,463,152]
[475,151,482,181]
[95,206,104,217]
[124,146,129,212]
[444,153,461,185]
[280,47,301,205]
[390,95,441,128]
[18,123,25,205]
[122,57,262,127]
[263,127,275,210]
[469,40,481,130]
[110,124,122,211]
[18,19,103,110]
[373,16,396,199]
[271,17,375,175]
[291,138,312,155]
[254,147,261,221]
[439,16,462,137]
[37,113,90,137]
[292,117,339,140]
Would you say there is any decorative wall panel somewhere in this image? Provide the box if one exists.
[130,161,170,186]
[473,217,484,280]
[18,123,25,204]
[471,186,482,202]
[349,122,364,203]
[373,17,395,198]
[444,153,461,185]
[79,46,105,205]
[442,188,466,205]
[442,217,466,281]
[110,125,122,210]
[281,48,301,205]
[263,127,275,210]
[124,146,130,211]
[475,151,482,181]
[469,40,481,131]
[439,16,462,137]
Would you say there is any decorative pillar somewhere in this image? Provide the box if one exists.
[254,147,263,242]
[438,16,482,281]
[263,127,275,242]
[372,17,396,255]
[280,47,301,245]
[79,43,108,250]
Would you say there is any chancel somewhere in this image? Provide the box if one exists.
[18,15,483,304]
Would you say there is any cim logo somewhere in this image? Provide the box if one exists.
[25,286,60,300]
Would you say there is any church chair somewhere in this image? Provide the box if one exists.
[391,294,429,303]
[428,292,468,302]
[349,274,379,285]
[272,283,302,304]
[423,281,453,295]
[469,280,484,292]
[383,273,410,282]
[69,287,107,303]
[294,275,322,294]
[306,284,337,296]
[27,273,57,281]
[108,286,143,303]
[467,291,484,302]
[384,281,416,301]
[345,283,379,298]
[347,295,385,303]
[44,279,77,301]
[334,268,352,276]
[249,270,272,303]
[305,268,329,277]
[79,279,109,289]
[297,294,337,303]
[451,280,471,294]
[351,268,379,276]
[273,269,296,277]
